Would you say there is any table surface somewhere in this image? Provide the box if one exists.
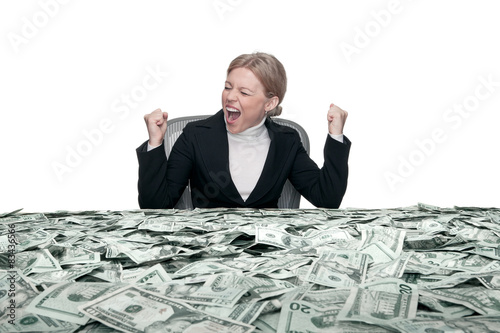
[1,203,500,332]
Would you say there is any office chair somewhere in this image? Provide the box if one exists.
[164,115,310,209]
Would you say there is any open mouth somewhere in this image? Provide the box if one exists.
[226,106,241,123]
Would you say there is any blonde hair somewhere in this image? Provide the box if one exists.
[227,52,287,117]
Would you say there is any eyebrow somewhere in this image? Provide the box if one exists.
[225,81,255,93]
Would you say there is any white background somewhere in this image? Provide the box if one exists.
[1,0,499,213]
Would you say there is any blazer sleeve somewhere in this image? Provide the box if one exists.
[136,131,193,209]
[288,135,351,208]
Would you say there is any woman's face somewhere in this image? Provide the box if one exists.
[222,67,277,134]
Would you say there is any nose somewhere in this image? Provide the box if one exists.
[226,88,237,102]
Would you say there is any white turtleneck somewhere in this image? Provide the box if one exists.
[226,116,270,201]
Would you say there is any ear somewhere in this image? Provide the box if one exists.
[264,96,279,112]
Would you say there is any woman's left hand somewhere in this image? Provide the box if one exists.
[327,103,348,135]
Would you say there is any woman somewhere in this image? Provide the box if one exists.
[137,52,350,209]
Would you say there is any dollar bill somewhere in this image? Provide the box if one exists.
[133,263,171,284]
[360,277,418,295]
[358,225,406,259]
[26,282,125,324]
[305,251,368,288]
[203,274,298,302]
[419,287,500,315]
[194,300,270,324]
[2,204,500,331]
[336,287,418,326]
[79,285,254,333]
[0,270,79,332]
[142,282,248,308]
[14,249,62,275]
[251,255,311,275]
[255,226,353,250]
[391,317,500,333]
[277,300,393,333]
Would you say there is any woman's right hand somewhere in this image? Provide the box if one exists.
[144,108,168,147]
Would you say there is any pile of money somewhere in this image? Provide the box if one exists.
[1,203,500,332]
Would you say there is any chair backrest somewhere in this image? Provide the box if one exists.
[164,115,310,209]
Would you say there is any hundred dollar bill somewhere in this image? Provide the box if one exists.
[26,282,125,325]
[336,287,418,326]
[79,285,254,333]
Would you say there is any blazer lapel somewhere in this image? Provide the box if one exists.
[194,110,245,205]
[245,119,295,205]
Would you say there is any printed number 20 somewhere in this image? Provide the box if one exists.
[289,302,311,314]
[399,283,413,294]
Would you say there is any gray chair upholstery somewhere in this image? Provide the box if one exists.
[164,115,310,209]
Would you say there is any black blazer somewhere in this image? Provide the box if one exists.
[137,110,351,209]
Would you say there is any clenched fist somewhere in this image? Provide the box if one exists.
[144,108,168,147]
[327,103,348,136]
